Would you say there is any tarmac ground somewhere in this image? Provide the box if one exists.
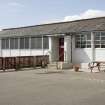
[0,69,105,105]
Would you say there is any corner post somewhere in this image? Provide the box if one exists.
[91,32,95,61]
[64,35,71,63]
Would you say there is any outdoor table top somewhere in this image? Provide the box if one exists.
[92,61,105,63]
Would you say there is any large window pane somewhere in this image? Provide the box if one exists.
[95,36,100,40]
[81,41,86,45]
[101,45,105,48]
[81,44,86,48]
[101,37,105,40]
[95,41,100,44]
[87,34,91,40]
[101,41,105,44]
[31,37,42,49]
[20,37,24,49]
[25,37,29,49]
[31,37,35,49]
[76,35,81,40]
[87,41,91,45]
[1,38,9,49]
[6,39,9,49]
[87,45,91,48]
[10,38,14,49]
[10,38,18,49]
[14,38,18,49]
[95,45,100,48]
[36,37,42,49]
[94,32,100,48]
[1,39,6,49]
[101,32,105,37]
[43,37,49,49]
[94,32,100,37]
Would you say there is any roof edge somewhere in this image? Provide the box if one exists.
[3,16,105,31]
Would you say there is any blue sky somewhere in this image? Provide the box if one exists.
[0,0,105,29]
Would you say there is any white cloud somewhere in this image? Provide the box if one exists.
[41,19,62,24]
[64,9,105,21]
[0,27,3,31]
[41,9,105,24]
[8,2,24,7]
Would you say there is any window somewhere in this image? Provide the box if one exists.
[1,38,9,49]
[1,36,49,50]
[20,37,24,49]
[1,39,5,49]
[94,32,100,48]
[15,38,18,49]
[43,37,49,49]
[101,32,105,48]
[31,37,42,49]
[75,32,91,48]
[31,37,35,49]
[10,38,18,49]
[24,37,29,49]
[10,38,14,49]
[19,37,30,49]
[94,32,105,48]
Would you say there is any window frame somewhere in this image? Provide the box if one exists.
[75,32,91,48]
[94,32,105,48]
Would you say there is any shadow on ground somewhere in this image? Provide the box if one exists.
[36,70,65,74]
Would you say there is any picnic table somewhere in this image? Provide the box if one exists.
[88,61,105,72]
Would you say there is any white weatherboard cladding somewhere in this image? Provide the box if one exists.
[72,48,92,64]
[95,49,105,61]
[1,49,49,57]
[30,50,49,56]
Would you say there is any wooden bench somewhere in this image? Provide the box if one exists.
[88,61,105,72]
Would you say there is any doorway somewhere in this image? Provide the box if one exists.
[59,38,64,61]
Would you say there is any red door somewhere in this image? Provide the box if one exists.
[59,38,64,61]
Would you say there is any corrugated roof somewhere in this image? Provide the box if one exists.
[0,16,105,37]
